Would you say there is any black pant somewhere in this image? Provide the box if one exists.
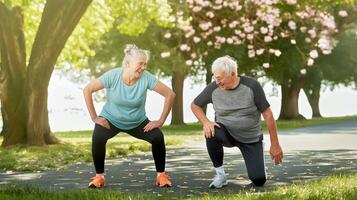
[92,118,166,174]
[206,124,267,186]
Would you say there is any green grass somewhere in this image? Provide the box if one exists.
[270,115,357,130]
[162,115,357,132]
[0,173,356,200]
[0,133,200,172]
[0,115,356,172]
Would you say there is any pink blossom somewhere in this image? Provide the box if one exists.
[256,49,265,55]
[264,36,273,42]
[338,10,348,17]
[192,6,202,12]
[206,11,215,18]
[300,26,307,32]
[274,50,281,57]
[308,29,317,38]
[286,0,297,5]
[309,50,319,59]
[263,63,270,68]
[164,32,171,39]
[260,27,268,34]
[213,26,221,32]
[300,69,307,75]
[193,36,201,43]
[244,26,254,33]
[288,20,296,30]
[160,52,170,58]
[186,60,193,66]
[180,44,190,51]
[248,50,255,58]
[307,58,314,66]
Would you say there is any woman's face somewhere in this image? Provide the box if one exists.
[128,54,147,76]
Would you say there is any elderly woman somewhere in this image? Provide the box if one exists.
[83,44,175,188]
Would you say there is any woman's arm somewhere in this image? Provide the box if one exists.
[83,79,110,129]
[143,81,175,132]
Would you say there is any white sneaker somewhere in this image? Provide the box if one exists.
[209,173,227,189]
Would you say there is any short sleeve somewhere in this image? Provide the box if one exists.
[99,69,116,88]
[145,71,159,90]
[252,81,270,112]
[193,82,218,108]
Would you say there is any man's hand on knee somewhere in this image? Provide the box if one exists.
[203,121,221,138]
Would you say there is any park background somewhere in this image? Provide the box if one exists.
[0,0,357,199]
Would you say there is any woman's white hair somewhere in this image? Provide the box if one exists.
[122,44,150,67]
[211,55,238,75]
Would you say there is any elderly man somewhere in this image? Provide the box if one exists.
[191,56,283,188]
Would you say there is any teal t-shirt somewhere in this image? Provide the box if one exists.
[98,67,159,130]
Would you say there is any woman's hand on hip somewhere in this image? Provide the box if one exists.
[93,117,110,129]
[143,120,163,133]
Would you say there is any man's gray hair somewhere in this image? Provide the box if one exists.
[211,55,238,75]
[122,44,150,67]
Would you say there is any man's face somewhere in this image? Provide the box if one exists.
[213,68,233,90]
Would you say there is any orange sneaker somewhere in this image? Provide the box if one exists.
[156,172,173,187]
[88,174,105,188]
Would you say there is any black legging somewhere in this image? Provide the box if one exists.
[92,118,166,174]
[206,124,266,186]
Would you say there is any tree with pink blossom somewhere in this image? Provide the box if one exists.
[161,0,357,119]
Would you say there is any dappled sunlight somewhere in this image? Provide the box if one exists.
[1,143,356,196]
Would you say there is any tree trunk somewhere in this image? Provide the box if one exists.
[303,83,322,118]
[24,0,92,146]
[0,4,28,145]
[0,0,92,146]
[279,78,305,120]
[171,70,185,125]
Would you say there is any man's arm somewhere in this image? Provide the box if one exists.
[262,107,283,165]
[191,102,220,138]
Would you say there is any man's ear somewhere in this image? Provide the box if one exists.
[231,72,236,76]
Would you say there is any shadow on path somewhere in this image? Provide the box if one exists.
[1,142,356,197]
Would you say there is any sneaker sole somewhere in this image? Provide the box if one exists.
[157,183,173,188]
[209,181,228,189]
[88,183,104,189]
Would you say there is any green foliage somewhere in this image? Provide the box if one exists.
[0,132,195,172]
[107,0,172,36]
[57,1,114,69]
[1,0,172,70]
[317,30,357,88]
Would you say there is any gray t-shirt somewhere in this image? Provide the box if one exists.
[194,76,270,143]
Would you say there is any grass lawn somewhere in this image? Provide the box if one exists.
[0,115,356,172]
[0,173,356,200]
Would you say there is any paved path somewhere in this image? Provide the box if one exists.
[1,121,357,197]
